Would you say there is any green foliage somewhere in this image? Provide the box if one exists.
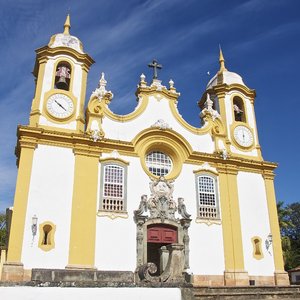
[277,201,300,270]
[0,213,6,248]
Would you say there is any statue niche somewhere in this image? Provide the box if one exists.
[134,176,191,283]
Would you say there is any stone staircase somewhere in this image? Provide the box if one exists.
[182,286,300,300]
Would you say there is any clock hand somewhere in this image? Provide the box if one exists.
[54,100,67,111]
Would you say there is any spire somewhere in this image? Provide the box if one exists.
[63,14,71,35]
[218,45,227,73]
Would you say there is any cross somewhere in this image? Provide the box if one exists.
[148,59,162,80]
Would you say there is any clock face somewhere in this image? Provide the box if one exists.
[233,125,254,148]
[46,94,74,119]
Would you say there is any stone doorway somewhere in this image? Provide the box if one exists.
[134,177,192,283]
[147,224,177,275]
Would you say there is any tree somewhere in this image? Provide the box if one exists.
[277,201,300,270]
[0,212,6,248]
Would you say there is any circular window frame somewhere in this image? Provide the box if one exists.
[145,150,173,177]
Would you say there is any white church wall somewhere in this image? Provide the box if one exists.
[21,145,75,269]
[237,171,275,276]
[102,95,215,154]
[95,156,149,271]
[94,156,225,274]
[177,164,225,275]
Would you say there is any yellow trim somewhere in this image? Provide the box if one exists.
[97,211,129,219]
[230,123,255,150]
[51,58,75,94]
[193,168,218,176]
[218,165,245,271]
[251,236,264,260]
[38,221,56,252]
[35,46,94,69]
[30,60,47,126]
[99,157,130,165]
[6,143,36,263]
[67,149,99,268]
[263,172,285,271]
[133,128,192,180]
[43,90,77,123]
[230,93,248,123]
[77,65,88,132]
[16,125,278,175]
[86,94,149,127]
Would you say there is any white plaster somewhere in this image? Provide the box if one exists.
[102,95,215,154]
[91,119,99,131]
[237,172,275,276]
[39,115,77,129]
[95,156,225,275]
[22,145,75,269]
[206,70,245,90]
[0,287,181,300]
[39,58,55,112]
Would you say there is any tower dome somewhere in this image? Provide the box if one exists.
[206,48,246,90]
[48,15,84,54]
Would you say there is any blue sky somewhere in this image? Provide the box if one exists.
[0,0,299,212]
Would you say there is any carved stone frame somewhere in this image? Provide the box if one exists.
[135,217,191,272]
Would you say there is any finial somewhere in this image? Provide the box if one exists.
[219,45,227,72]
[63,14,71,35]
[99,72,107,88]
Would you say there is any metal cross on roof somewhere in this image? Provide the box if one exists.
[148,59,162,80]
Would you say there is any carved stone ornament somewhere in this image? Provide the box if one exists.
[151,119,172,130]
[134,176,191,223]
[200,93,220,121]
[90,129,104,142]
[91,72,114,103]
[134,177,192,283]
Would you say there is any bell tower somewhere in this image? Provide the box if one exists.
[199,49,262,160]
[29,15,94,132]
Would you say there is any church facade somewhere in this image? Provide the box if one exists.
[2,16,289,286]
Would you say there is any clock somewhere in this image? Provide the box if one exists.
[46,94,74,119]
[233,125,254,148]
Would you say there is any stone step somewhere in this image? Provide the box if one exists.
[189,286,300,300]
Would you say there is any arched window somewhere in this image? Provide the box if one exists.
[99,163,127,213]
[252,236,263,259]
[196,174,220,220]
[38,221,56,251]
[55,62,71,91]
[233,96,246,122]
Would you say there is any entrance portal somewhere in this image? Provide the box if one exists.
[147,224,177,275]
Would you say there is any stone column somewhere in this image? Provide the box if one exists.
[180,218,191,270]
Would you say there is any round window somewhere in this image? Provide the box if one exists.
[145,151,172,176]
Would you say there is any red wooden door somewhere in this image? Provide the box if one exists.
[147,225,177,243]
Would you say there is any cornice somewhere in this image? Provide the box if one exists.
[35,46,95,69]
[16,125,278,174]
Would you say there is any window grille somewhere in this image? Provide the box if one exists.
[197,175,219,219]
[146,151,172,176]
[101,164,125,212]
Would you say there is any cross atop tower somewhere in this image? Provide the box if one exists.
[148,59,162,80]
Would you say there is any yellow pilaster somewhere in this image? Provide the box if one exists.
[7,140,36,263]
[218,165,248,286]
[263,171,289,285]
[77,66,88,132]
[67,147,99,269]
[29,58,47,126]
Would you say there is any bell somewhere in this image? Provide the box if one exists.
[55,76,69,90]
